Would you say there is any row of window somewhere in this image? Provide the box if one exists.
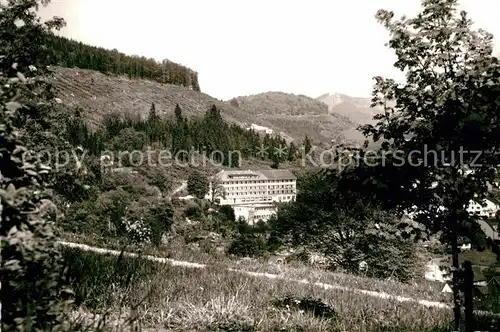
[222,179,295,185]
[467,205,495,211]
[227,190,294,196]
[236,197,273,203]
[226,184,294,190]
[226,195,294,203]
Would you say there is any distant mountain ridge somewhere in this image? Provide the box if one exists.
[50,68,349,146]
[316,92,385,148]
[228,92,357,146]
[42,34,381,147]
[316,92,380,125]
[51,65,384,148]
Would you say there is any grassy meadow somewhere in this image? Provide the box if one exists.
[62,247,454,332]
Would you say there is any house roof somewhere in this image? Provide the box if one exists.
[488,276,500,286]
[216,169,296,182]
[475,285,489,296]
[428,257,451,266]
[258,169,296,180]
[441,284,452,293]
[472,266,487,282]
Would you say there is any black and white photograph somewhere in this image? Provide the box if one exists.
[1,0,500,331]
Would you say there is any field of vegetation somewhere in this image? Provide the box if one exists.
[62,247,455,332]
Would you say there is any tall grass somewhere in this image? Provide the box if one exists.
[62,247,455,331]
[59,233,449,302]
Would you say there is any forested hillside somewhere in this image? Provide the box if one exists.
[51,67,263,127]
[66,103,301,168]
[43,34,200,90]
[50,67,329,146]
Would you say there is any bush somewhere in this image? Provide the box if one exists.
[227,233,267,257]
[184,201,202,218]
[138,165,172,193]
[1,6,71,328]
[61,189,131,236]
[99,171,153,196]
[61,200,104,234]
[271,295,336,319]
[109,127,147,151]
[219,205,236,222]
[359,234,418,282]
[146,201,174,245]
[63,186,173,246]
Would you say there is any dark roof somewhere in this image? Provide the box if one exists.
[472,266,487,282]
[475,285,489,296]
[258,169,296,180]
[217,169,296,181]
[488,276,500,285]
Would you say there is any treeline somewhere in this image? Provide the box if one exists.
[65,104,302,167]
[43,34,200,91]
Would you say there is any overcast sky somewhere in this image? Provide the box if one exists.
[39,0,500,100]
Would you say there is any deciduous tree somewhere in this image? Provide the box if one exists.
[353,0,500,328]
[187,169,209,199]
[1,0,73,330]
[209,177,226,204]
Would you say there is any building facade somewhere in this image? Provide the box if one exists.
[466,198,500,219]
[424,258,451,283]
[206,169,297,224]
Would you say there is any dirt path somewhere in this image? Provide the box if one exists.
[57,241,450,310]
[169,180,187,198]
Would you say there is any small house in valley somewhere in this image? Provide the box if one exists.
[487,276,500,294]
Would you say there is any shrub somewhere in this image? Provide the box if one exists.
[219,205,236,222]
[138,164,172,193]
[61,200,104,234]
[271,295,336,319]
[146,200,174,245]
[99,171,152,196]
[184,201,202,218]
[109,127,147,151]
[62,189,132,237]
[227,233,267,257]
[1,6,71,328]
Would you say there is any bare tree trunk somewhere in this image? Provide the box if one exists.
[451,231,461,331]
[463,261,474,332]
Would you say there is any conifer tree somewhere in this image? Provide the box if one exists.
[174,103,183,121]
[303,135,312,155]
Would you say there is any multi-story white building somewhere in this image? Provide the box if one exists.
[206,169,297,224]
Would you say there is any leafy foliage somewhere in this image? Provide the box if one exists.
[219,205,236,222]
[343,0,500,327]
[187,169,209,199]
[209,177,226,204]
[0,1,74,330]
[61,171,175,245]
[268,171,418,281]
[227,233,267,258]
